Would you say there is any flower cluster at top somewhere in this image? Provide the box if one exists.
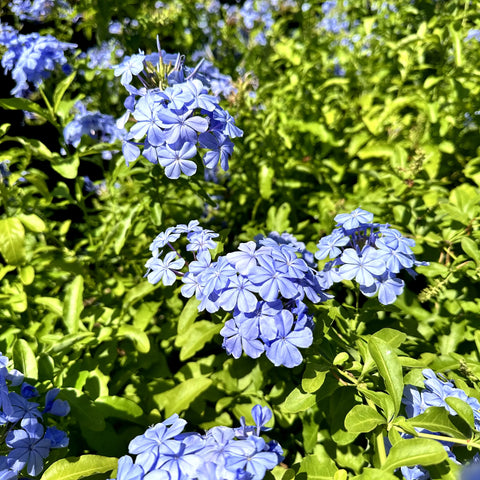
[0,24,76,97]
[113,41,243,179]
[315,208,427,305]
[144,220,330,368]
[108,405,283,480]
[63,101,126,159]
[401,369,480,480]
[0,352,70,480]
[8,0,72,22]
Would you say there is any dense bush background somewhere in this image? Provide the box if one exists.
[1,0,480,479]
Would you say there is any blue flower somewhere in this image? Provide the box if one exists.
[6,423,51,476]
[334,207,374,231]
[338,246,386,287]
[265,310,313,368]
[145,252,185,286]
[43,388,70,416]
[157,143,198,179]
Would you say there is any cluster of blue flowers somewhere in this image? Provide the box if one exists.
[113,42,242,178]
[8,0,72,22]
[108,405,283,480]
[0,352,69,479]
[315,208,427,305]
[145,220,331,367]
[63,101,126,159]
[0,24,76,97]
[401,369,480,480]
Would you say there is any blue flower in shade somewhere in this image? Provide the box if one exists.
[221,315,265,359]
[198,131,234,170]
[43,388,70,416]
[0,456,17,480]
[6,423,51,476]
[401,369,480,478]
[145,252,185,286]
[44,427,69,448]
[265,310,313,368]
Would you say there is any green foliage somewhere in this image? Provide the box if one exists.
[2,0,480,478]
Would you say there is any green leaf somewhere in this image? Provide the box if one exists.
[123,281,157,307]
[0,97,51,122]
[19,265,35,285]
[18,213,47,233]
[53,72,76,113]
[445,397,475,430]
[177,297,201,334]
[403,406,470,439]
[461,237,480,266]
[372,328,406,349]
[117,326,150,353]
[0,218,25,265]
[114,204,140,255]
[259,164,275,199]
[302,363,329,394]
[51,153,80,179]
[368,337,403,415]
[63,276,84,334]
[95,395,144,423]
[344,405,386,433]
[297,454,338,479]
[34,296,63,317]
[351,468,398,480]
[381,438,448,472]
[282,387,316,413]
[61,389,106,431]
[13,339,38,379]
[40,455,117,480]
[358,388,395,421]
[175,321,222,361]
[154,377,212,418]
[44,332,94,354]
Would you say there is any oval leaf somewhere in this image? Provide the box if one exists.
[40,455,117,480]
[282,387,317,414]
[0,217,25,265]
[13,339,38,379]
[368,337,403,415]
[63,276,84,334]
[382,438,448,472]
[344,405,386,433]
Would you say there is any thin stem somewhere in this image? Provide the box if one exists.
[394,426,480,450]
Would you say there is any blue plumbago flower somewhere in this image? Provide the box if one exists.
[0,352,69,478]
[109,406,283,480]
[400,369,480,480]
[145,223,329,367]
[113,41,242,179]
[9,0,72,21]
[316,208,427,305]
[64,101,126,159]
[0,27,76,97]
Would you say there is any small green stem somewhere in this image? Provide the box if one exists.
[364,398,387,466]
[394,426,480,450]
